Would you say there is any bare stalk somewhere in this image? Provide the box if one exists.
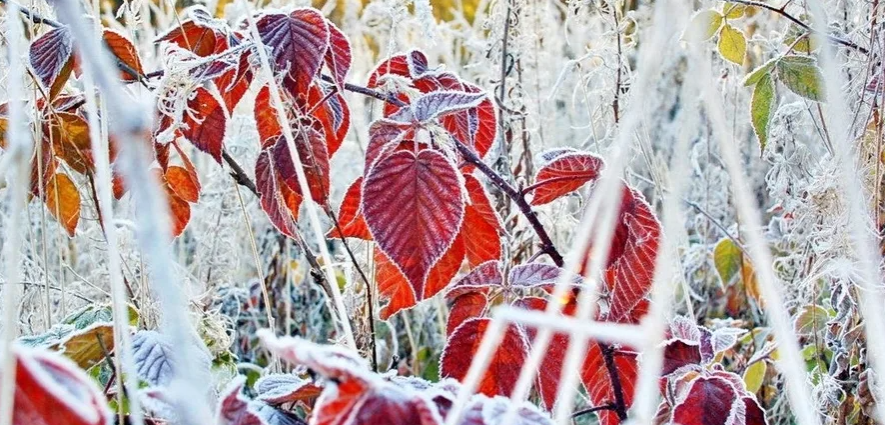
[51,0,213,422]
[0,7,32,425]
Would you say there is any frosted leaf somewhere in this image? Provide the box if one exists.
[255,374,321,405]
[391,91,487,123]
[132,330,174,387]
[255,9,329,95]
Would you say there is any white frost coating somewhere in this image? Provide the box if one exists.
[0,8,33,425]
[51,1,213,424]
[80,69,145,425]
[699,42,820,425]
[239,0,357,351]
[805,1,885,423]
[628,22,700,424]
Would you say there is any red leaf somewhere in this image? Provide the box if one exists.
[528,152,604,206]
[29,26,74,99]
[269,124,331,204]
[366,50,428,88]
[374,237,464,320]
[743,396,767,425]
[255,146,303,238]
[671,376,739,425]
[256,9,329,96]
[45,112,93,174]
[365,119,413,169]
[599,188,661,324]
[254,86,283,144]
[512,297,571,410]
[9,346,112,425]
[447,292,488,335]
[445,260,503,299]
[442,83,497,160]
[362,149,464,299]
[102,29,144,81]
[323,22,351,89]
[440,317,530,398]
[461,207,501,267]
[214,50,253,113]
[157,8,230,57]
[327,177,372,240]
[305,85,349,158]
[181,87,226,163]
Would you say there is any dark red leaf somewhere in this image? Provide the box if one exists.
[181,87,226,163]
[269,123,331,204]
[255,9,329,96]
[365,119,413,169]
[323,22,351,89]
[305,85,350,158]
[743,396,767,425]
[528,152,604,206]
[362,149,464,300]
[9,346,112,425]
[671,376,739,425]
[29,26,74,99]
[661,339,703,376]
[445,261,504,299]
[440,317,530,398]
[255,146,303,238]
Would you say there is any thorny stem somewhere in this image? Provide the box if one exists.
[717,0,869,55]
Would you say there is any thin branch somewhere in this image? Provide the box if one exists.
[718,0,868,55]
[600,343,629,420]
[571,403,616,418]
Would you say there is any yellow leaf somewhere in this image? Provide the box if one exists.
[718,24,747,65]
[51,323,115,369]
[45,172,81,237]
[743,360,767,393]
[723,3,747,19]
[683,9,724,42]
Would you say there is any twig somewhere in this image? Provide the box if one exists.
[718,0,868,55]
[600,343,629,420]
[571,403,616,418]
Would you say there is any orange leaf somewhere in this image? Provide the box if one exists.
[103,29,144,81]
[165,165,200,203]
[45,173,80,237]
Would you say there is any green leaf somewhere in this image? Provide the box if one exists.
[63,303,139,329]
[794,305,831,336]
[776,55,826,101]
[683,9,724,42]
[743,58,778,86]
[718,24,747,65]
[743,360,767,393]
[713,238,742,286]
[784,25,821,53]
[750,74,776,151]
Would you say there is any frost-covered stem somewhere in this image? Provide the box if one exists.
[600,344,628,420]
[0,9,32,425]
[81,70,145,425]
[806,1,885,423]
[240,0,357,351]
[628,35,700,424]
[52,0,213,423]
[699,48,820,425]
[716,0,868,55]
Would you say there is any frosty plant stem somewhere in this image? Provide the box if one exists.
[51,0,213,423]
[0,7,32,425]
